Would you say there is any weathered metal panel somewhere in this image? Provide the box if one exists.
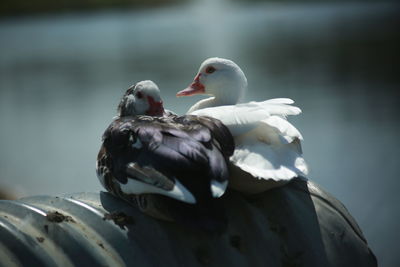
[0,179,377,266]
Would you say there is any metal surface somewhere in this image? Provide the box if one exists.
[0,179,377,266]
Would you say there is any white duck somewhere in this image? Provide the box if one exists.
[177,58,308,194]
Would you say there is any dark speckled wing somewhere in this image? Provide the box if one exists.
[96,114,234,204]
[175,115,235,158]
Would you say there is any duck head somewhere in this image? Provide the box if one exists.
[177,57,248,105]
[118,80,164,117]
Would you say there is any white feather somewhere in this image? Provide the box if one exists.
[190,99,308,181]
[118,178,196,204]
[210,180,228,198]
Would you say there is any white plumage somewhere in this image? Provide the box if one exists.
[178,58,308,193]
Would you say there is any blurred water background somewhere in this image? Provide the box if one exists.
[0,0,399,265]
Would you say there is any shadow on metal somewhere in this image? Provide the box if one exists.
[0,179,377,266]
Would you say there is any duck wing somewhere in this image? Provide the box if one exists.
[190,99,308,182]
[97,115,233,203]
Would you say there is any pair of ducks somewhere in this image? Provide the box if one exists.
[96,57,308,218]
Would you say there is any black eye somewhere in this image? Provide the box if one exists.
[136,91,143,99]
[205,66,216,74]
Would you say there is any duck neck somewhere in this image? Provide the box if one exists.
[211,84,245,106]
